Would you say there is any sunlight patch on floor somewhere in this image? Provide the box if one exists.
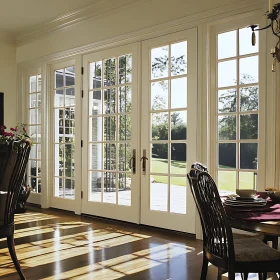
[2,221,91,240]
[0,226,151,277]
[14,213,58,224]
[40,243,193,280]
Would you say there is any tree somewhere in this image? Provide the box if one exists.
[171,112,183,126]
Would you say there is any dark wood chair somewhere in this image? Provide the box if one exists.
[187,166,280,280]
[0,140,31,280]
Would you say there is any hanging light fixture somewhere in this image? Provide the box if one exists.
[249,2,280,71]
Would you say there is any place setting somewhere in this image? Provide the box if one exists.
[223,189,267,208]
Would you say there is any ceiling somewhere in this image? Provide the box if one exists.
[0,0,97,36]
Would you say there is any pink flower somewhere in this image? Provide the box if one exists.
[10,127,18,132]
[3,132,14,137]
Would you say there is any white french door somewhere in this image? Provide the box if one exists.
[61,29,197,233]
[140,28,198,233]
[81,43,140,223]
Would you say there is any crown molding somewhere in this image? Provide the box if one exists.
[17,0,266,67]
[16,0,150,46]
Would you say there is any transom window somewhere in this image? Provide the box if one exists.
[216,26,259,192]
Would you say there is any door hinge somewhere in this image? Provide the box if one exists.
[81,140,83,147]
[81,89,84,98]
[81,67,84,75]
[81,191,83,199]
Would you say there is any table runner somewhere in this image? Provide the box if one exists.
[223,192,280,222]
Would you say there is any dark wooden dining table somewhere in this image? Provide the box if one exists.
[223,193,280,248]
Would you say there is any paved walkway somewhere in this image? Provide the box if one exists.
[88,183,186,214]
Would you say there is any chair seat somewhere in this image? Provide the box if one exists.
[232,228,264,240]
[234,238,280,262]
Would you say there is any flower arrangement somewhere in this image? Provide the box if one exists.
[0,123,31,144]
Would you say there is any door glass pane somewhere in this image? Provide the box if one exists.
[240,87,258,111]
[239,27,259,55]
[171,77,187,108]
[150,176,168,211]
[218,89,236,113]
[171,111,187,140]
[239,56,258,84]
[119,144,131,172]
[151,46,169,79]
[170,179,186,214]
[89,171,102,202]
[240,114,258,139]
[104,58,116,86]
[55,69,64,88]
[119,54,132,84]
[104,116,116,141]
[218,115,236,140]
[104,88,116,114]
[151,81,168,110]
[218,170,237,192]
[151,144,168,173]
[119,86,132,113]
[118,173,131,206]
[90,61,102,89]
[218,60,237,87]
[103,172,116,204]
[171,41,187,76]
[65,66,75,86]
[240,143,258,169]
[218,30,237,59]
[171,143,186,174]
[239,171,257,189]
[151,113,168,140]
[219,143,236,168]
[30,76,37,93]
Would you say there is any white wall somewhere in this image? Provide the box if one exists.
[0,40,17,128]
[16,0,248,63]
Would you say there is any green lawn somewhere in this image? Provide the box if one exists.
[151,158,186,186]
[151,158,256,191]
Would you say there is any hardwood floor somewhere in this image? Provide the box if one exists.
[0,206,278,280]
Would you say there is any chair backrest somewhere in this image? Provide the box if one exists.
[0,140,31,226]
[187,166,235,264]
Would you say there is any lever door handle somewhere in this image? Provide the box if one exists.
[140,149,148,175]
[129,149,136,174]
[140,156,148,172]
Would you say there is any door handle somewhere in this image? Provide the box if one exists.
[129,149,136,174]
[140,149,148,175]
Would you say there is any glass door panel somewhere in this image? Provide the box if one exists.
[27,74,42,194]
[50,61,78,212]
[53,67,76,198]
[81,43,140,224]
